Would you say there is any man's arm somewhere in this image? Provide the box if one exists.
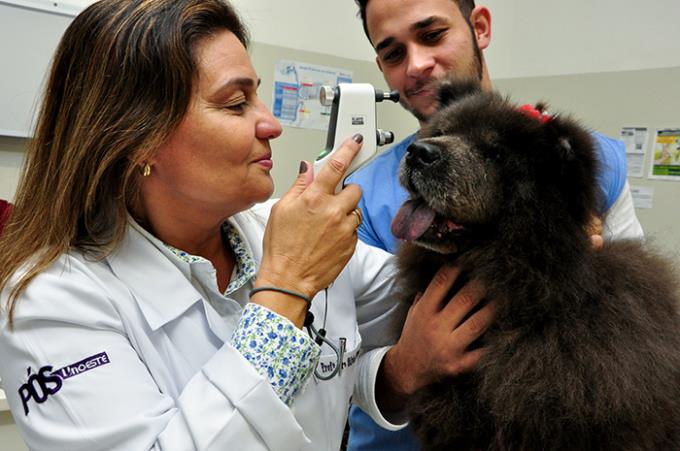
[592,132,644,241]
[602,181,644,240]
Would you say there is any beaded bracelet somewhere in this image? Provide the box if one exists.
[249,286,313,305]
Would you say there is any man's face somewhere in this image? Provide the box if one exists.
[366,0,485,122]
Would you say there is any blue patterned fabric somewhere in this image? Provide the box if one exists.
[166,222,257,295]
[231,303,320,405]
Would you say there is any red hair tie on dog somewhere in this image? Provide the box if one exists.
[518,104,552,123]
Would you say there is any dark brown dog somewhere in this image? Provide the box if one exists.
[391,79,680,451]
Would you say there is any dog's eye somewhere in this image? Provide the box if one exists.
[484,146,503,160]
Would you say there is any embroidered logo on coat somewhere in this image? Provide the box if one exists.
[18,352,110,416]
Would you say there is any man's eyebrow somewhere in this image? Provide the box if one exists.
[411,16,445,32]
[375,16,446,52]
[375,37,395,53]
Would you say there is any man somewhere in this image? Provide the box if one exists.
[345,0,644,449]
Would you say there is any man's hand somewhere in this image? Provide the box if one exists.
[377,265,496,412]
[587,214,604,250]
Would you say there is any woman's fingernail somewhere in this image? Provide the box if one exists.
[298,161,308,174]
[352,133,363,144]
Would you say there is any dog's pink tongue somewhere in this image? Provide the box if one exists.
[391,200,436,241]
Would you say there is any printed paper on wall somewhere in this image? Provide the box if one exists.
[649,128,680,181]
[272,60,352,130]
[620,126,649,178]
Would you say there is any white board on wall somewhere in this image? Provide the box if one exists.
[0,1,80,137]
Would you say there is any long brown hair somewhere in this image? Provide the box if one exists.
[0,0,249,325]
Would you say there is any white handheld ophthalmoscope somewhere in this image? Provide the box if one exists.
[313,83,399,190]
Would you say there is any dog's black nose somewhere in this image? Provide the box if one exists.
[406,142,441,166]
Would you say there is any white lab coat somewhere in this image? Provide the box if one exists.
[0,200,404,451]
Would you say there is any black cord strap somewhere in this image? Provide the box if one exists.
[249,286,313,305]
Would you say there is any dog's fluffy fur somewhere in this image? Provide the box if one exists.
[391,79,680,451]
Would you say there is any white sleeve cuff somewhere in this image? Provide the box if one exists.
[353,346,409,431]
[603,181,644,240]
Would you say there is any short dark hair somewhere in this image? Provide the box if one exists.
[354,0,476,43]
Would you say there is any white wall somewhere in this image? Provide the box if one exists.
[0,411,28,451]
[213,0,680,78]
[40,0,680,77]
[483,0,680,78]
[0,140,25,200]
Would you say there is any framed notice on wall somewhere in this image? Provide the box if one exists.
[272,60,353,131]
[620,126,649,178]
[648,128,680,181]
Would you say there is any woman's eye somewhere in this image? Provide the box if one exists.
[223,97,249,113]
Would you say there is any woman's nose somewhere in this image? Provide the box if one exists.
[256,102,283,140]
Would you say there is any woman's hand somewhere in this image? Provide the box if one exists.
[253,135,364,326]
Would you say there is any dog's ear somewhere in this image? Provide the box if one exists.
[544,115,594,165]
[437,78,482,109]
[539,115,602,215]
[519,105,581,165]
[557,137,576,162]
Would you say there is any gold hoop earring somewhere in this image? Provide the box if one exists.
[141,163,151,177]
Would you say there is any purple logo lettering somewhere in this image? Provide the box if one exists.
[54,352,110,380]
[18,366,62,416]
[17,352,110,416]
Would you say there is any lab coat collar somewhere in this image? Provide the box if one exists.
[106,221,204,331]
[105,206,270,332]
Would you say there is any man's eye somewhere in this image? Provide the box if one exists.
[422,29,445,43]
[382,48,404,64]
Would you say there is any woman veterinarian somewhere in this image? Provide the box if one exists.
[0,0,399,449]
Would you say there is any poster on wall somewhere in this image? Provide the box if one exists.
[648,128,680,181]
[272,60,352,130]
[629,185,654,209]
[620,126,649,178]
